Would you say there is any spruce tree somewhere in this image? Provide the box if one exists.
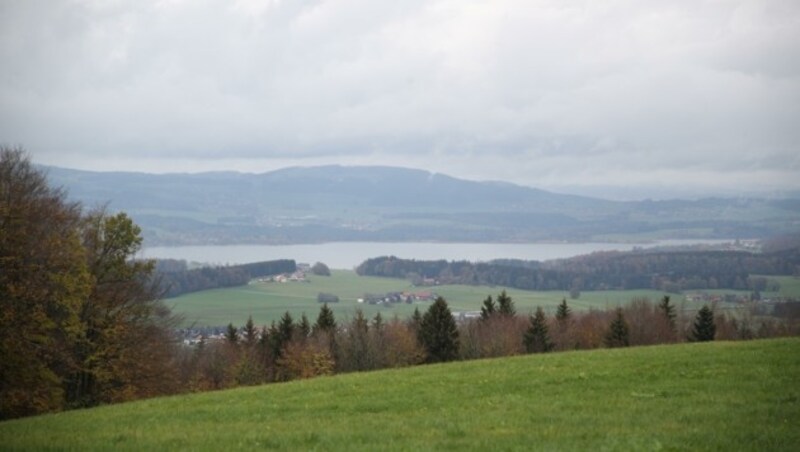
[691,305,716,342]
[314,303,337,335]
[556,298,571,325]
[243,315,258,345]
[480,295,496,320]
[658,295,676,331]
[604,308,630,348]
[497,290,516,317]
[524,307,553,353]
[409,307,423,332]
[419,297,460,363]
[298,314,311,340]
[271,311,294,358]
[225,323,239,344]
[372,312,384,332]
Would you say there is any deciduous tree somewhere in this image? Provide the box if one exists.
[0,148,91,419]
[67,210,179,407]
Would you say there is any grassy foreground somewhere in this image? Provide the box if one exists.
[2,338,799,451]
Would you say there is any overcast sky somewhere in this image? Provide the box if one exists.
[1,0,798,199]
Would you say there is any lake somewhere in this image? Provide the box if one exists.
[141,240,732,269]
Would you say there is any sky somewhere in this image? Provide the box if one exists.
[1,0,799,199]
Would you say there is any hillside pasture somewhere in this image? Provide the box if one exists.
[1,338,797,450]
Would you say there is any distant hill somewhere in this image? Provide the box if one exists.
[43,165,800,245]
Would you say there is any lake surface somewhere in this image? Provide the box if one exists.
[142,240,731,269]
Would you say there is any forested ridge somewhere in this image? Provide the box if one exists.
[356,249,800,292]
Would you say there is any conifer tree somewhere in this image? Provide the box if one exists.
[691,305,716,342]
[243,315,258,346]
[298,314,311,340]
[604,308,630,348]
[372,312,384,332]
[556,298,571,325]
[345,309,371,371]
[419,297,460,363]
[313,303,337,335]
[658,295,677,332]
[271,312,294,359]
[409,307,423,332]
[497,290,516,317]
[524,307,554,353]
[480,295,496,320]
[225,323,239,344]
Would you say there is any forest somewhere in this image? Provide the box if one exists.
[154,259,297,298]
[356,248,800,293]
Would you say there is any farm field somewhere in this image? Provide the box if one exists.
[1,338,797,450]
[167,270,796,327]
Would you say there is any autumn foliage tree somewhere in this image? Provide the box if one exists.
[66,209,180,407]
[0,147,91,419]
[1,149,178,418]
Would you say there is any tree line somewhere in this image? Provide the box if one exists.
[356,250,799,293]
[154,259,296,298]
[178,291,798,394]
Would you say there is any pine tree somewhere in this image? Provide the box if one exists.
[409,307,423,332]
[243,315,258,345]
[479,295,496,320]
[497,290,516,317]
[555,298,571,325]
[372,312,384,332]
[691,305,716,342]
[524,307,553,353]
[225,323,239,344]
[604,308,630,348]
[658,295,676,331]
[271,312,294,358]
[298,314,311,340]
[313,303,337,335]
[419,297,460,363]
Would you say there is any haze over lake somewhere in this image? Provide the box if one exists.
[142,240,732,270]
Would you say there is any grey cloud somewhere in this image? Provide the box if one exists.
[0,0,798,197]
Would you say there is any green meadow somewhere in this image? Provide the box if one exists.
[2,338,798,451]
[167,270,796,327]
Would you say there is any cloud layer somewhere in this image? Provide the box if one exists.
[2,0,799,197]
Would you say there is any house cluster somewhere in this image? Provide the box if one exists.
[255,263,312,284]
[177,327,228,346]
[258,271,308,283]
[685,292,761,304]
[357,291,437,305]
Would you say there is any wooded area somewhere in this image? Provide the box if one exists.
[356,249,800,293]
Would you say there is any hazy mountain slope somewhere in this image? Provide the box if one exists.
[43,165,800,245]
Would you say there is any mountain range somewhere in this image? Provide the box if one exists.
[44,165,800,245]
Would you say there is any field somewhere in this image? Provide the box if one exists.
[1,338,798,450]
[167,270,798,327]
